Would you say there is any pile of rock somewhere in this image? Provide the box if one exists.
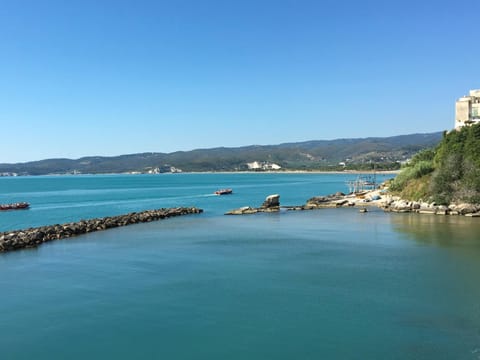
[226,194,281,215]
[283,192,360,211]
[304,192,352,209]
[0,207,203,253]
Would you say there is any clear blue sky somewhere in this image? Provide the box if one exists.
[1,0,479,163]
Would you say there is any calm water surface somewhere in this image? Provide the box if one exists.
[1,174,479,359]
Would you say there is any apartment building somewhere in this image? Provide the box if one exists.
[455,89,480,129]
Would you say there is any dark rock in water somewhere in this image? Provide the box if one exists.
[0,207,203,253]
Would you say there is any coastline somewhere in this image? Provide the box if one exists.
[162,170,401,175]
[224,186,480,217]
[1,170,401,177]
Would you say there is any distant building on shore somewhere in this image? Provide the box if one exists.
[247,161,281,171]
[455,89,480,129]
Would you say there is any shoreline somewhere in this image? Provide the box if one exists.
[224,187,480,217]
[188,170,400,175]
[295,190,480,216]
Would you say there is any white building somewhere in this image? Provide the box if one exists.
[247,161,281,171]
[263,163,282,170]
[455,89,480,129]
[247,161,262,170]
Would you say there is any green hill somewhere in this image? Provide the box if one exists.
[390,124,480,205]
[0,132,443,175]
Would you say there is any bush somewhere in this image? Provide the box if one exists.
[390,159,434,192]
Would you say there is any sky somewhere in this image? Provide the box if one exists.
[1,0,479,163]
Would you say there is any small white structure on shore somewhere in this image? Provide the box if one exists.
[247,161,281,170]
[146,166,182,174]
[455,89,480,129]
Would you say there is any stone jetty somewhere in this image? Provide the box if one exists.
[0,207,203,253]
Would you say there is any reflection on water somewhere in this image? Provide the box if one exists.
[388,212,480,360]
[389,213,480,248]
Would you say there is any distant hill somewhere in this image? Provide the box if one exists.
[0,132,443,175]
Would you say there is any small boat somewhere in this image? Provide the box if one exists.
[214,189,233,195]
[0,202,30,211]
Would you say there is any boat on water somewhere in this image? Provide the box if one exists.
[0,202,30,211]
[214,189,233,195]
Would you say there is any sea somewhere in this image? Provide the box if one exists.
[1,173,480,360]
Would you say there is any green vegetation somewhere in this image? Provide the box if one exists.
[390,124,480,204]
[390,149,435,192]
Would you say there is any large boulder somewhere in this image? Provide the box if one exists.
[450,203,479,215]
[261,194,280,209]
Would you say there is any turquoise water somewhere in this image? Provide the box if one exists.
[1,173,480,359]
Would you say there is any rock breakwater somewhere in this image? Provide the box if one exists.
[0,207,203,253]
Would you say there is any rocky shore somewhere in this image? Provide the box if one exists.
[381,198,480,216]
[226,189,480,217]
[0,207,203,253]
[300,190,480,217]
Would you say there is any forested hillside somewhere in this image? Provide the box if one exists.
[0,132,442,175]
[390,124,480,204]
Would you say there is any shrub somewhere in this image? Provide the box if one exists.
[390,159,434,192]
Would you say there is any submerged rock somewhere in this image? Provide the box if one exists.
[225,206,258,215]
